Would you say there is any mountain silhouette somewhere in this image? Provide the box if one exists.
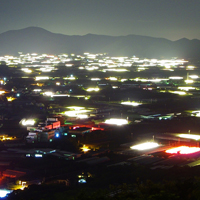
[0,27,200,59]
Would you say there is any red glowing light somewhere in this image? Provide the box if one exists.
[166,146,200,154]
[91,127,104,131]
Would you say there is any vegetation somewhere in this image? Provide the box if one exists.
[7,177,200,200]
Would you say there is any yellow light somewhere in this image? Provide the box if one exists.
[178,87,195,91]
[86,88,100,92]
[67,106,85,110]
[81,145,90,152]
[6,97,16,102]
[185,80,194,84]
[170,91,186,95]
[63,77,75,80]
[121,102,141,106]
[0,135,15,141]
[64,107,90,118]
[109,77,117,81]
[21,68,32,73]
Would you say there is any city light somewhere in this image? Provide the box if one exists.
[81,145,90,152]
[0,49,198,196]
[77,114,88,119]
[21,68,32,73]
[35,76,49,81]
[187,65,195,70]
[191,111,200,117]
[91,78,101,81]
[78,179,87,183]
[107,77,117,81]
[189,75,199,79]
[130,142,160,150]
[63,77,76,80]
[35,154,43,157]
[86,88,100,92]
[185,80,194,84]
[105,118,128,125]
[21,119,35,126]
[121,102,141,106]
[166,146,200,154]
[6,97,16,102]
[178,87,195,91]
[64,107,91,118]
[0,90,5,95]
[55,133,60,138]
[67,106,85,110]
[0,135,16,141]
[43,91,53,96]
[177,134,200,140]
[169,76,183,80]
[169,91,187,95]
[0,189,12,198]
[33,89,42,92]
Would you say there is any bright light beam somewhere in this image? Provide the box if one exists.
[130,142,159,150]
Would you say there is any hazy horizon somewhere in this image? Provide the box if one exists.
[0,0,199,41]
[0,26,198,42]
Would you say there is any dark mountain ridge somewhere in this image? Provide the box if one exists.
[0,27,200,59]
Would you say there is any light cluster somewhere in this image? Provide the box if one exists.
[166,146,200,154]
[130,142,160,150]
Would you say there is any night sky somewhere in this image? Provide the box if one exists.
[0,0,200,40]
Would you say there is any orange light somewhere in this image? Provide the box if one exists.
[166,146,200,154]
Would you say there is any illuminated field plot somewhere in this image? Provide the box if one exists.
[177,134,200,140]
[104,118,128,126]
[166,146,200,154]
[35,76,49,81]
[86,88,100,92]
[130,142,160,150]
[121,102,141,106]
[21,119,35,126]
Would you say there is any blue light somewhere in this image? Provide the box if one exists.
[78,179,86,183]
[0,189,12,198]
[35,154,43,158]
[55,133,59,138]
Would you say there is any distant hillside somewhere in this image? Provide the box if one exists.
[0,27,200,59]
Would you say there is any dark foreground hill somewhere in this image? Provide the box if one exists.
[0,27,200,59]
